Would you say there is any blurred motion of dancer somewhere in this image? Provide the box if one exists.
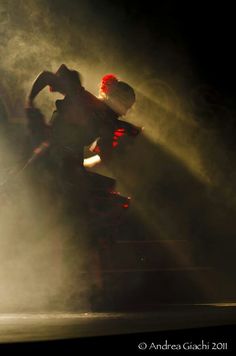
[26,64,140,173]
[25,65,141,307]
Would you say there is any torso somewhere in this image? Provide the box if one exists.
[50,89,119,152]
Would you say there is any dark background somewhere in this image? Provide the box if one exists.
[51,0,236,104]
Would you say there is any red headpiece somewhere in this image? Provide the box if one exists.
[100,74,118,95]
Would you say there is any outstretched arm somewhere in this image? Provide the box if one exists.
[25,71,58,146]
[26,71,60,107]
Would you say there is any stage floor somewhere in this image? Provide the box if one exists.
[0,304,236,343]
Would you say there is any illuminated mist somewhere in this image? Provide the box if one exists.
[0,0,236,311]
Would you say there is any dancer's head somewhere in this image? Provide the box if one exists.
[50,64,82,95]
[99,74,135,115]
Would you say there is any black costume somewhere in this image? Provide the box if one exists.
[26,65,140,187]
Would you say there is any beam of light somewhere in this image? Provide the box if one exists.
[135,84,213,185]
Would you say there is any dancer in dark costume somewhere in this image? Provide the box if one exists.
[26,65,141,203]
[26,64,140,169]
[25,65,141,306]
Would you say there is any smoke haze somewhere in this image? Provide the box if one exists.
[0,0,236,310]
